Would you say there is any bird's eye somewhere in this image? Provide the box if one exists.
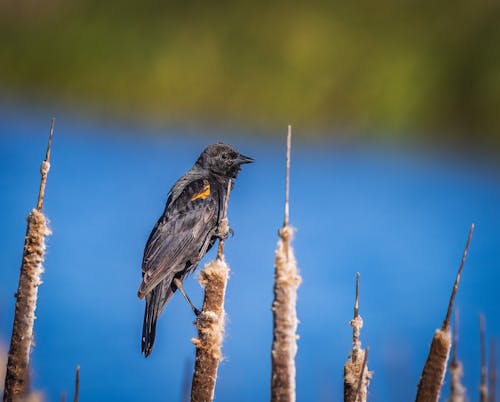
[222,154,228,160]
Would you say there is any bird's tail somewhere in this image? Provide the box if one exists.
[141,280,177,357]
[142,289,161,357]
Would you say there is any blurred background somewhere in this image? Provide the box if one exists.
[0,1,499,401]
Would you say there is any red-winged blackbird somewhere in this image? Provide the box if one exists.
[138,143,253,357]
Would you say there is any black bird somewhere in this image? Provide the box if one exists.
[138,143,253,357]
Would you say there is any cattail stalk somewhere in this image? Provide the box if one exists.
[73,365,80,402]
[344,273,372,402]
[480,314,488,402]
[448,311,466,402]
[415,224,474,402]
[271,126,302,402]
[190,181,231,402]
[3,119,54,402]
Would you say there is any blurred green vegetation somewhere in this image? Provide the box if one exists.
[1,0,499,143]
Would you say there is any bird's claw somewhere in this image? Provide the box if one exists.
[216,218,231,240]
[217,227,233,240]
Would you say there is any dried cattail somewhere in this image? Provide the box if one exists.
[447,311,466,402]
[0,345,7,393]
[18,391,43,402]
[73,365,80,402]
[190,181,231,402]
[415,224,474,402]
[3,119,54,402]
[271,126,302,402]
[190,258,229,402]
[417,329,452,402]
[344,273,372,402]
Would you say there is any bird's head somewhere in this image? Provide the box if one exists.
[196,143,254,178]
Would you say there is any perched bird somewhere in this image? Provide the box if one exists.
[138,143,253,357]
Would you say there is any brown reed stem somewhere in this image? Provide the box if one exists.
[271,126,302,402]
[216,180,232,260]
[443,225,474,331]
[355,348,370,402]
[190,182,232,402]
[416,329,452,402]
[480,314,488,402]
[344,274,371,402]
[36,118,55,211]
[415,224,474,402]
[3,120,54,402]
[283,125,291,228]
[352,273,361,356]
[73,365,80,402]
[448,310,466,402]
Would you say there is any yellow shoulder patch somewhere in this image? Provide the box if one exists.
[191,180,211,201]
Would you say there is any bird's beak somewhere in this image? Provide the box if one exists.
[235,154,254,165]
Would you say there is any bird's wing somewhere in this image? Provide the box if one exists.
[137,177,219,298]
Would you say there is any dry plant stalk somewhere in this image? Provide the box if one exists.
[480,314,488,402]
[448,311,466,402]
[417,329,452,402]
[489,338,497,402]
[190,259,229,402]
[3,119,54,402]
[0,346,7,396]
[73,365,80,402]
[355,348,370,402]
[17,392,43,402]
[344,273,372,402]
[271,126,302,402]
[190,181,231,402]
[415,224,474,402]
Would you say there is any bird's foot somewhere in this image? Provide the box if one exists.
[216,217,232,240]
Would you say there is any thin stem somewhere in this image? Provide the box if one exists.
[284,125,291,228]
[36,117,55,211]
[354,272,360,319]
[443,224,474,331]
[73,365,80,402]
[216,180,232,260]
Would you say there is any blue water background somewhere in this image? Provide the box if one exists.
[0,111,499,401]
